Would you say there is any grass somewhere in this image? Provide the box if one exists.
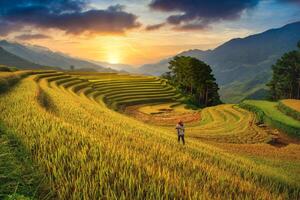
[279,99,300,121]
[46,73,299,146]
[241,100,300,137]
[0,65,18,72]
[80,73,184,110]
[185,104,270,144]
[0,123,52,200]
[281,99,300,112]
[0,71,31,93]
[135,102,270,144]
[0,71,299,199]
[44,71,297,146]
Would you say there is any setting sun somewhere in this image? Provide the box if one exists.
[107,53,120,64]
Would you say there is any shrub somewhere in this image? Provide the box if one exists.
[0,65,18,72]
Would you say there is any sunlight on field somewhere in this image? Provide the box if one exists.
[0,71,299,199]
[282,99,300,112]
[243,100,300,130]
[138,103,190,115]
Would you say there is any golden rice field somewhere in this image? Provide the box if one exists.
[282,99,300,113]
[0,70,300,199]
[279,99,300,122]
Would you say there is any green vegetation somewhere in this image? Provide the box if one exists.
[268,41,300,100]
[240,100,300,137]
[0,123,52,200]
[0,65,18,72]
[278,100,300,121]
[0,71,299,199]
[220,72,271,103]
[162,56,220,107]
[0,71,31,93]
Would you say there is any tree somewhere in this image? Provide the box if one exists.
[164,56,221,106]
[70,65,75,71]
[268,41,300,100]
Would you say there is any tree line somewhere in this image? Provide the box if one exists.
[268,41,300,100]
[162,56,221,107]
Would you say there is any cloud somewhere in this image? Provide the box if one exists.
[0,1,141,35]
[0,0,87,15]
[173,22,208,31]
[145,23,166,31]
[0,21,22,36]
[149,0,261,30]
[14,34,52,40]
[280,0,300,3]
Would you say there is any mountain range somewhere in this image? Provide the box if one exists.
[138,21,300,102]
[0,46,46,69]
[0,40,116,72]
[0,21,299,102]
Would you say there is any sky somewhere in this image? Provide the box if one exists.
[0,0,299,66]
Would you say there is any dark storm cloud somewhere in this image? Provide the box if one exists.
[149,0,261,30]
[0,1,141,35]
[15,34,52,40]
[0,0,87,14]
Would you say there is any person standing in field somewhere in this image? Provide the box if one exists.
[176,120,185,145]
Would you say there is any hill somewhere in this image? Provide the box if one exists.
[0,46,45,69]
[89,60,137,73]
[138,49,211,76]
[0,40,116,72]
[1,71,299,199]
[138,21,300,102]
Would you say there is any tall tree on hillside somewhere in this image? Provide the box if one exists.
[268,41,300,100]
[165,56,220,106]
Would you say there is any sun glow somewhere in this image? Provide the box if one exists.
[102,37,123,64]
[108,53,120,64]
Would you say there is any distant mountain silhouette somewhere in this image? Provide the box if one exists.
[138,21,300,102]
[0,46,46,69]
[0,40,116,72]
[88,60,137,73]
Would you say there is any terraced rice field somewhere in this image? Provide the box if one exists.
[279,99,300,121]
[282,99,300,113]
[88,75,182,110]
[49,72,271,144]
[124,103,201,126]
[186,104,270,143]
[36,71,300,146]
[0,71,300,199]
[242,100,300,136]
